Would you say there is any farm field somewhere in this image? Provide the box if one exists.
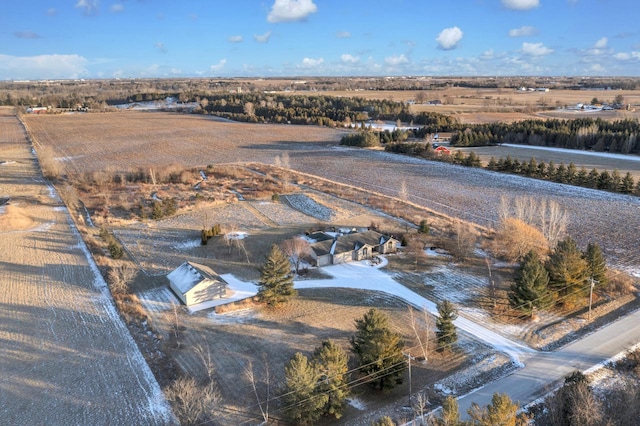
[23,111,640,274]
[454,143,640,180]
[0,109,174,425]
[14,108,640,424]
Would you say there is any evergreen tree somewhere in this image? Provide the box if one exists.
[350,309,406,391]
[621,172,635,194]
[435,300,458,351]
[282,352,327,426]
[583,242,608,287]
[575,166,588,186]
[610,169,623,192]
[587,168,600,188]
[431,395,461,426]
[486,157,498,171]
[597,170,612,190]
[313,340,349,419]
[546,237,589,305]
[257,244,296,307]
[509,250,552,317]
[566,162,577,184]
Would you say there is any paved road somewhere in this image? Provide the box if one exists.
[457,306,640,419]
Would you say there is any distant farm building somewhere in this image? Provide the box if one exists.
[26,106,49,114]
[434,146,451,155]
[168,261,227,306]
[427,100,442,105]
[309,230,398,267]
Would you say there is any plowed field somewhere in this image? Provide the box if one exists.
[0,109,174,425]
[24,112,640,273]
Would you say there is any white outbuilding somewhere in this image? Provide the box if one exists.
[167,261,227,306]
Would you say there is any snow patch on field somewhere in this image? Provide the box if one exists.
[172,239,201,250]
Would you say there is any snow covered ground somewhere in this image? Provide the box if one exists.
[206,260,534,362]
[501,143,640,162]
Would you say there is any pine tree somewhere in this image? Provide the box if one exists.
[435,300,458,351]
[350,309,406,391]
[583,242,608,287]
[546,237,589,305]
[282,352,327,426]
[621,172,635,194]
[509,250,552,317]
[257,244,296,307]
[313,340,349,419]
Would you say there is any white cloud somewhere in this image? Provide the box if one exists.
[210,59,227,72]
[300,57,324,68]
[590,63,605,73]
[384,54,409,66]
[341,54,360,64]
[154,42,167,53]
[267,0,318,23]
[614,52,631,60]
[521,42,553,56]
[110,4,123,13]
[47,8,57,16]
[228,35,243,43]
[480,49,495,60]
[594,37,608,49]
[632,52,640,60]
[75,0,99,16]
[254,31,272,43]
[509,26,537,37]
[336,31,351,38]
[0,54,88,80]
[502,0,539,10]
[436,27,463,50]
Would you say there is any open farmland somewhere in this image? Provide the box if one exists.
[23,112,346,174]
[0,109,174,425]
[24,111,640,274]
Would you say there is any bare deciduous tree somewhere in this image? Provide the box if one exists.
[498,196,567,249]
[244,357,270,425]
[164,376,222,426]
[493,217,549,262]
[280,236,312,274]
[107,263,136,295]
[193,340,215,382]
[406,234,428,271]
[407,305,430,362]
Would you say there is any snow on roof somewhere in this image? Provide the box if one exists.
[167,261,221,294]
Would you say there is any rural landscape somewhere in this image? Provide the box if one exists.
[1,73,640,425]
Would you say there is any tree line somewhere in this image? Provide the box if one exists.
[450,117,640,154]
[383,141,640,196]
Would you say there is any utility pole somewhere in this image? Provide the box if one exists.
[404,352,413,409]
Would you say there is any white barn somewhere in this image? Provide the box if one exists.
[167,261,227,306]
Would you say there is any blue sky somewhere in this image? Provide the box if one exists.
[1,0,639,80]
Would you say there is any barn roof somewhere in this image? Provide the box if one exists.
[167,261,221,294]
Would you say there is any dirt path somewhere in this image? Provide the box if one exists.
[0,110,174,425]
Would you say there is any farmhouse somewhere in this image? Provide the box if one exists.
[309,230,398,267]
[167,261,228,306]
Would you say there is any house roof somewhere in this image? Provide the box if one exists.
[310,230,396,257]
[167,261,222,294]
